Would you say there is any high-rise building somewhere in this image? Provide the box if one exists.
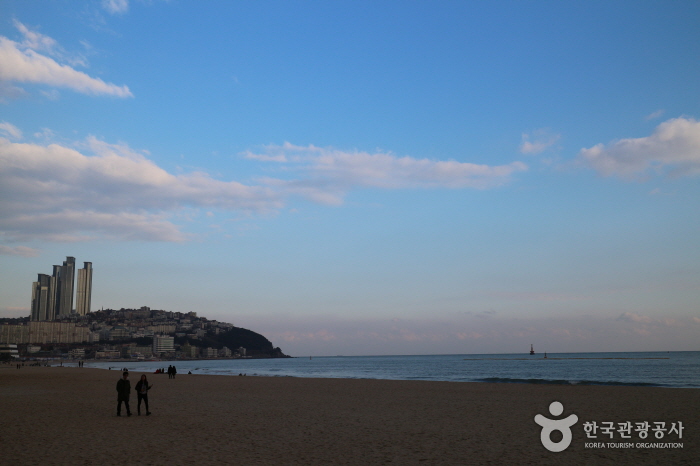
[30,274,52,321]
[48,266,59,319]
[76,262,93,316]
[30,256,92,321]
[56,256,76,317]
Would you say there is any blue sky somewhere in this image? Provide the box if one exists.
[1,0,699,356]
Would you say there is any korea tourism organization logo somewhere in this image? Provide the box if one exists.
[534,401,578,452]
[534,401,685,452]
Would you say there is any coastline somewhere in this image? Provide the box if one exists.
[1,366,697,464]
[78,351,700,388]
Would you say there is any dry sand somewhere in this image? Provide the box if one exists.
[1,365,698,465]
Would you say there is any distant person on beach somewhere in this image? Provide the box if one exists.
[167,365,173,379]
[172,366,177,378]
[135,374,153,416]
[116,371,132,416]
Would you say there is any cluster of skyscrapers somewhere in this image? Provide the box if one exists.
[30,256,93,321]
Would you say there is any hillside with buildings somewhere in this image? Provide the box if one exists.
[0,307,289,360]
[1,256,288,360]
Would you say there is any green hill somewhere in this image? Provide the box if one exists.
[175,327,289,358]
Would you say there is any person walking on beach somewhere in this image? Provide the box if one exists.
[116,371,132,416]
[135,374,153,416]
[167,365,173,379]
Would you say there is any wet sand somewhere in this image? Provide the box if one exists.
[1,366,697,465]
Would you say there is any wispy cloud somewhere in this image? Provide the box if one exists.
[0,22,131,98]
[13,19,88,67]
[0,81,27,102]
[0,245,40,257]
[1,131,527,243]
[0,121,22,140]
[645,109,665,121]
[579,117,700,178]
[519,129,560,155]
[245,142,528,204]
[102,0,130,15]
[616,312,678,327]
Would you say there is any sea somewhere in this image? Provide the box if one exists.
[83,351,700,388]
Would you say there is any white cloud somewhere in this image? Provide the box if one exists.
[40,89,61,100]
[245,143,527,204]
[616,312,678,327]
[0,245,40,257]
[0,121,22,140]
[646,109,665,121]
[14,20,58,54]
[1,131,527,243]
[0,81,28,102]
[244,152,288,162]
[33,128,55,140]
[579,117,700,178]
[0,23,131,98]
[14,20,88,68]
[519,129,560,154]
[102,0,130,15]
[617,312,653,324]
[0,136,282,242]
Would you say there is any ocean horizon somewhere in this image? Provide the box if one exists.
[82,351,700,389]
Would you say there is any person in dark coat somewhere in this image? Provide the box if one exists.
[116,371,132,416]
[135,374,153,416]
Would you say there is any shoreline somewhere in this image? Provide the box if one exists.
[25,352,697,389]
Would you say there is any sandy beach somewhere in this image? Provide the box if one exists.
[1,366,697,465]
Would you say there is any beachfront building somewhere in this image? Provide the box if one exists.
[181,342,198,358]
[153,335,175,355]
[29,321,90,344]
[0,344,19,359]
[1,322,90,344]
[109,326,130,340]
[75,262,92,316]
[133,346,153,357]
[68,348,85,359]
[95,349,121,359]
[203,347,218,358]
[0,323,29,344]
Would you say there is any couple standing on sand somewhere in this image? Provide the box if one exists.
[116,371,153,416]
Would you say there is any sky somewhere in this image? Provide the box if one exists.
[1,0,699,356]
